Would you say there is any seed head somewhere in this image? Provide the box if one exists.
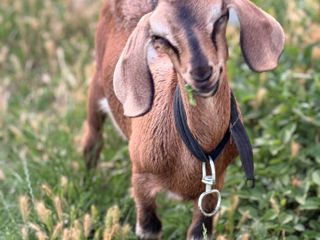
[19,196,29,222]
[21,227,28,240]
[84,214,92,237]
[0,169,6,181]
[36,201,48,224]
[36,232,48,240]
[41,184,53,198]
[54,197,63,221]
[51,222,63,240]
[28,223,41,232]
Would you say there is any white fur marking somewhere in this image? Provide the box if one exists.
[99,98,110,114]
[147,44,159,65]
[98,98,127,140]
[166,191,183,201]
[206,4,222,32]
[136,223,162,240]
[210,3,221,19]
[151,21,170,37]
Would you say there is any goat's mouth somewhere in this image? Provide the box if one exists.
[193,77,220,97]
[183,67,222,97]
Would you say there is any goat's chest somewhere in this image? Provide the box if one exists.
[129,107,204,190]
[129,103,180,174]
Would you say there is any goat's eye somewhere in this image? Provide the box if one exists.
[215,12,229,26]
[151,35,162,41]
[151,35,170,46]
[151,35,180,56]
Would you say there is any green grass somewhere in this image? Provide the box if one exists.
[0,0,319,239]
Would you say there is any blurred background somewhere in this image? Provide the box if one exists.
[0,0,319,239]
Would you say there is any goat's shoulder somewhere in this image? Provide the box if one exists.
[129,55,179,172]
[133,54,178,149]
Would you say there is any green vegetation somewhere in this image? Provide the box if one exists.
[0,0,319,239]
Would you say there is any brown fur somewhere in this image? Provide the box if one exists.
[83,0,284,239]
[83,0,154,167]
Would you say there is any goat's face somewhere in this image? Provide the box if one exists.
[149,0,229,97]
[114,0,285,117]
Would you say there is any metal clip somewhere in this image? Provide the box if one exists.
[198,157,221,217]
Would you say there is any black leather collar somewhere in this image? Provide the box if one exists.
[173,85,255,187]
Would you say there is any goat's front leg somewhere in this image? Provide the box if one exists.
[187,195,217,240]
[82,71,106,169]
[132,173,162,240]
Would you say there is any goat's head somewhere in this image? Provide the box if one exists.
[114,0,285,117]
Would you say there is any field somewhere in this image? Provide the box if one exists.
[0,0,319,239]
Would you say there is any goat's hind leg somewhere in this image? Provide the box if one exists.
[132,173,162,240]
[82,71,106,169]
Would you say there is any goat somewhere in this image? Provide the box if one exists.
[82,0,284,239]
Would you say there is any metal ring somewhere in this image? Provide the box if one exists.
[198,189,221,217]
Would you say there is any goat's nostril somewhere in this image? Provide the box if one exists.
[190,66,213,82]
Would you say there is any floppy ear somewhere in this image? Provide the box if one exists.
[113,14,154,117]
[225,0,285,72]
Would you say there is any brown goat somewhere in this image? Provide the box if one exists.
[82,0,284,239]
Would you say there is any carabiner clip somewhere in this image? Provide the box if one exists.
[198,157,221,217]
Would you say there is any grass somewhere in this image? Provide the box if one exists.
[0,0,319,239]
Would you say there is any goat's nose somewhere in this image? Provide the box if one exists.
[190,66,213,82]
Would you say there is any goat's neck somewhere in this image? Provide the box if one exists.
[177,75,231,153]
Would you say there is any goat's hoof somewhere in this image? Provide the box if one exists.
[189,235,212,240]
[136,223,162,240]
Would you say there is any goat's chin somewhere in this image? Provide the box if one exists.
[193,78,220,98]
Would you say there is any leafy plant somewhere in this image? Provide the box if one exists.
[185,84,197,106]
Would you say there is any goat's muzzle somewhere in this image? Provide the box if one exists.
[190,65,221,97]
